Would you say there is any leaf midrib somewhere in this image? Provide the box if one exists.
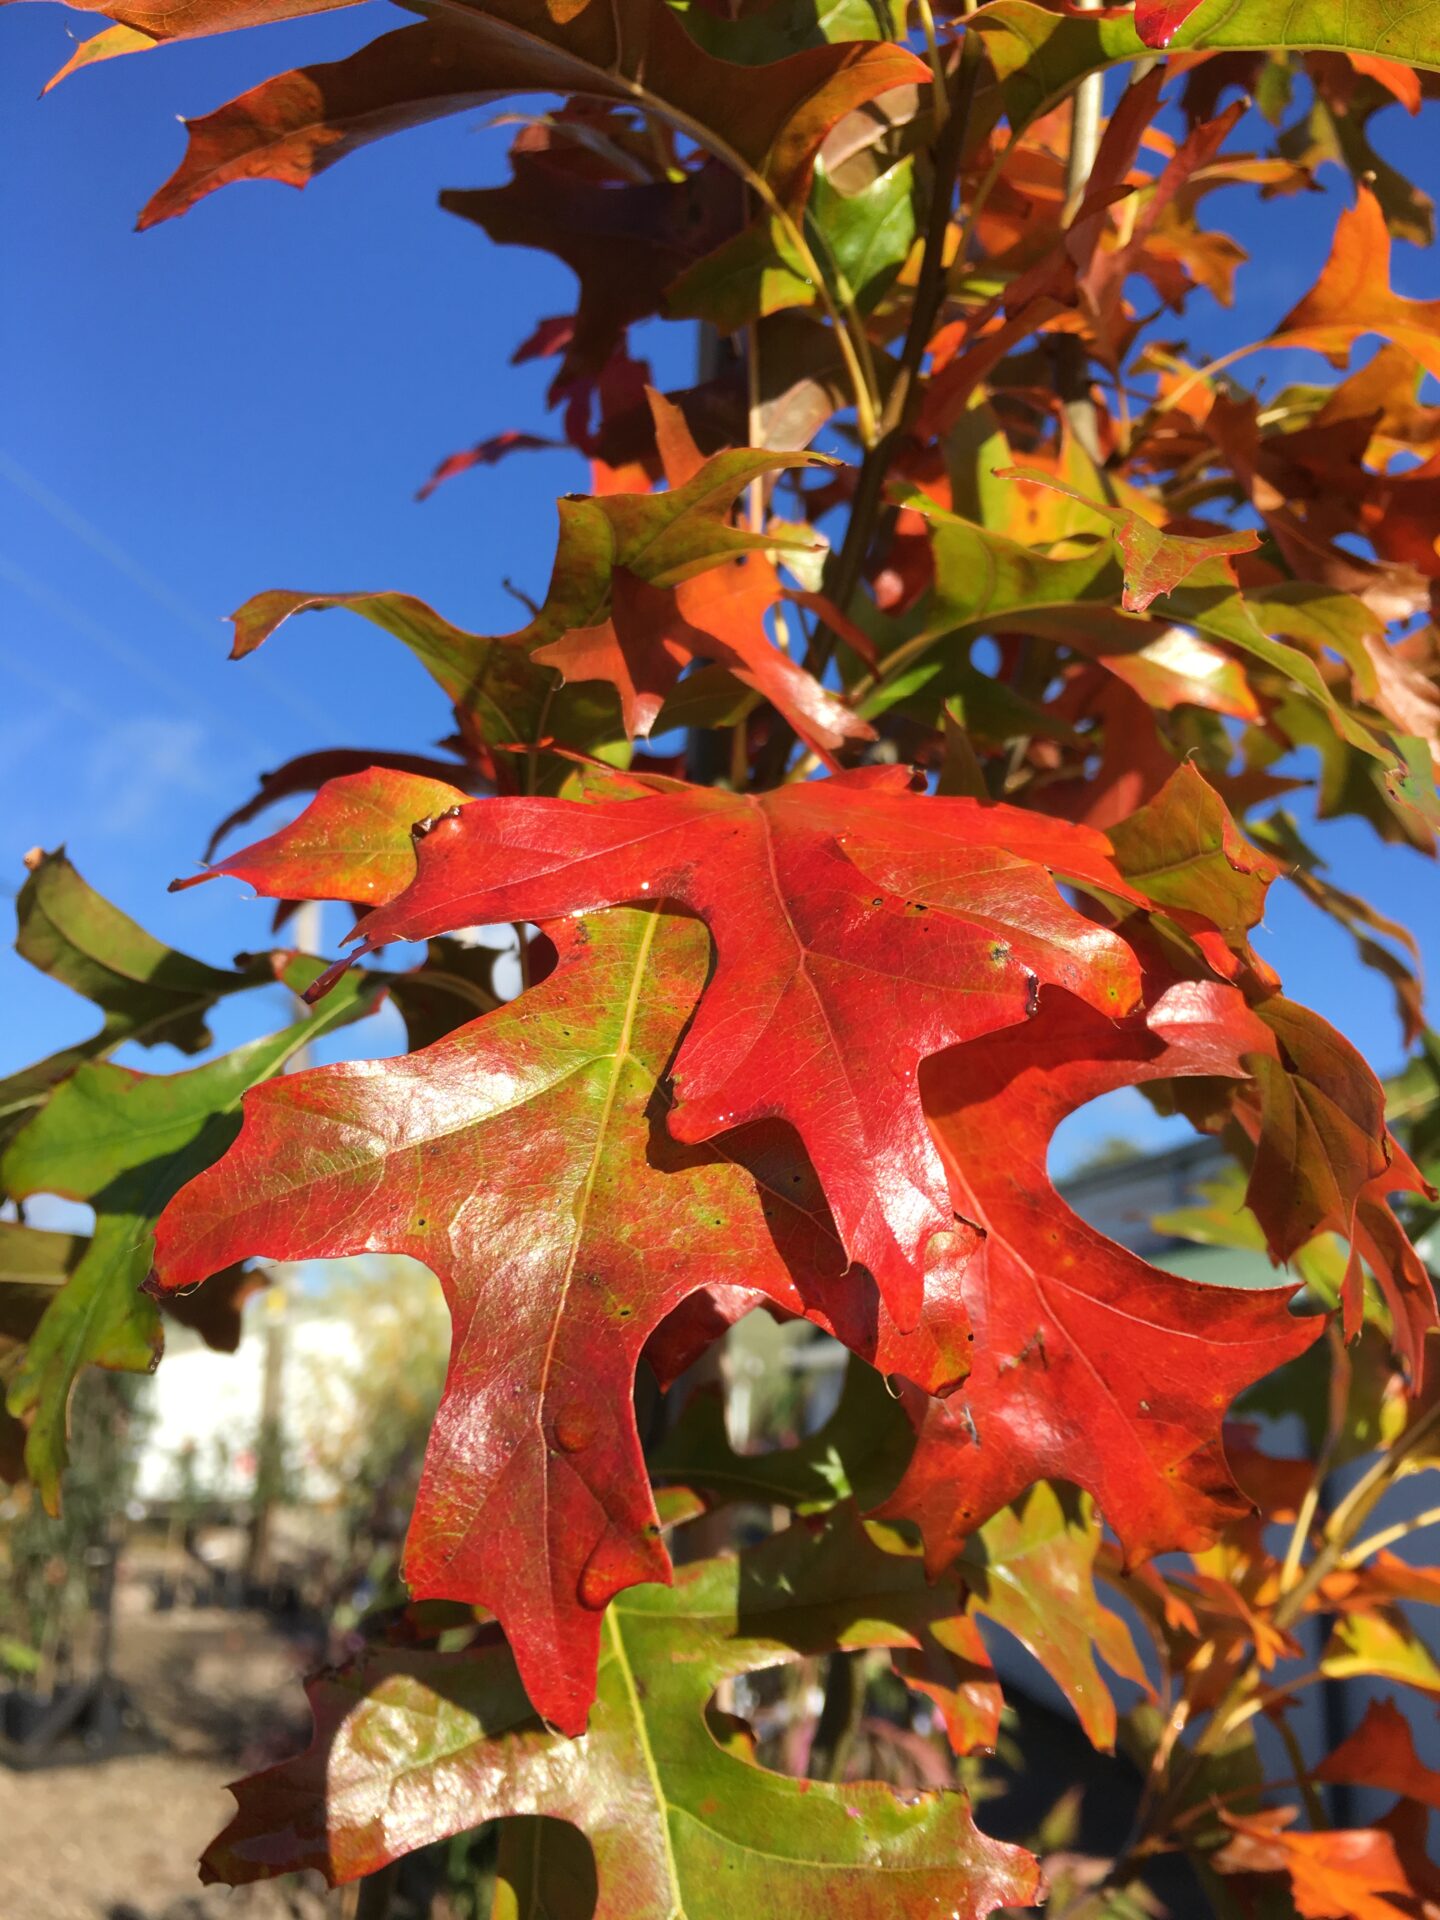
[531,911,661,1560]
[605,1603,686,1918]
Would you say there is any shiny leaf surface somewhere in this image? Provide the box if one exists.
[155,911,844,1733]
[881,980,1322,1566]
[334,766,1144,1329]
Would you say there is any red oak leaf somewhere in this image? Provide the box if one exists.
[643,1244,980,1404]
[199,749,478,865]
[416,431,556,504]
[898,1613,1003,1757]
[528,390,871,756]
[198,1515,1042,1914]
[1104,770,1435,1371]
[674,552,878,760]
[131,3,929,226]
[166,757,980,1392]
[442,155,745,389]
[153,910,844,1735]
[1135,0,1210,53]
[1232,995,1436,1370]
[43,22,155,91]
[321,766,1145,1330]
[22,0,351,52]
[878,978,1323,1569]
[533,567,691,740]
[1328,1550,1440,1613]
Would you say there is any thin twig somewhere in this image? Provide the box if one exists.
[1274,1710,1326,1829]
[745,316,765,535]
[1278,1468,1325,1595]
[1341,1503,1440,1568]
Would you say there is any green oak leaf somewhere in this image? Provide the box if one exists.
[203,1507,1041,1917]
[506,444,833,647]
[1279,78,1434,247]
[666,216,815,333]
[226,589,623,770]
[675,0,908,60]
[655,1388,1144,1751]
[0,1221,86,1341]
[0,849,274,1151]
[228,447,830,765]
[1107,762,1279,953]
[0,1222,86,1485]
[872,494,1401,767]
[809,155,917,315]
[957,1482,1149,1752]
[973,0,1440,141]
[1321,1606,1440,1694]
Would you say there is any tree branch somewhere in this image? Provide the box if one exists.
[755,25,983,786]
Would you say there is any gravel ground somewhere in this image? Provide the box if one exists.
[0,1602,338,1920]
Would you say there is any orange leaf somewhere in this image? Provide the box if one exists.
[1276,187,1440,381]
[43,20,154,91]
[1316,1698,1440,1811]
[1217,1810,1423,1920]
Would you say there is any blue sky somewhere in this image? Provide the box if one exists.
[1,2,1437,1175]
